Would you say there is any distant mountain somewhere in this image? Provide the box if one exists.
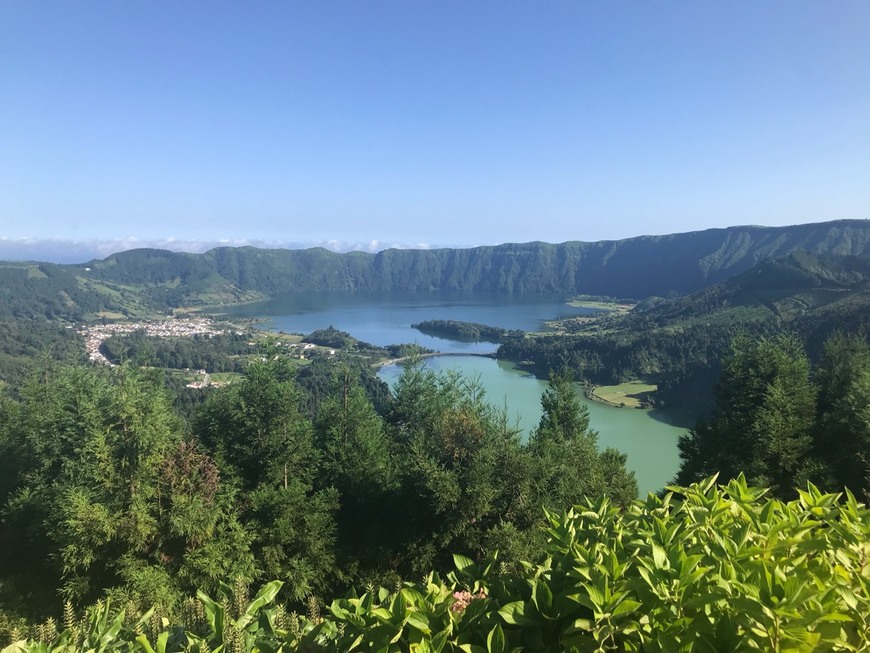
[1,219,868,321]
[64,220,870,308]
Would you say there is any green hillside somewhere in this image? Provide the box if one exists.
[61,220,870,309]
[500,252,870,411]
[0,221,868,322]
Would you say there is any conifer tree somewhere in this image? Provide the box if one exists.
[815,332,870,497]
[677,333,817,496]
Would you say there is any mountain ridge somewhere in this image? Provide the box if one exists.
[67,219,870,306]
[1,219,868,321]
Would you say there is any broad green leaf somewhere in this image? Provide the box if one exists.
[610,599,642,618]
[236,580,283,630]
[135,634,156,653]
[458,645,486,653]
[197,590,226,642]
[498,601,537,626]
[531,580,553,614]
[651,543,668,569]
[487,624,506,653]
[453,554,475,571]
[406,611,431,635]
[431,630,449,653]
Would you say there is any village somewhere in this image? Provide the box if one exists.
[78,317,230,366]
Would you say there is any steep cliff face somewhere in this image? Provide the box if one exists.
[66,219,870,304]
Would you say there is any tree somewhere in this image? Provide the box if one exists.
[814,332,870,497]
[196,359,313,491]
[314,380,397,584]
[385,364,532,575]
[0,363,254,615]
[194,359,338,599]
[529,369,637,509]
[677,333,817,496]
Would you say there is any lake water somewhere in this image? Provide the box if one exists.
[224,290,596,353]
[227,291,685,496]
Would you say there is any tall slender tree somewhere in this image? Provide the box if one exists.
[677,333,817,496]
[814,332,870,497]
[194,359,338,600]
[529,369,637,508]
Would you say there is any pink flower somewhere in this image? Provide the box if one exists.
[450,589,487,614]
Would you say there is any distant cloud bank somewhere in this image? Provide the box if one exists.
[0,237,434,264]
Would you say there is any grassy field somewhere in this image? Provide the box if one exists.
[590,381,656,408]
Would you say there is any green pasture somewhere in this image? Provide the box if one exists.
[591,381,656,408]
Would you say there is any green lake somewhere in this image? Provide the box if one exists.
[230,291,687,497]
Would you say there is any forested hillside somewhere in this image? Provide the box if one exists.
[500,252,870,411]
[68,220,870,307]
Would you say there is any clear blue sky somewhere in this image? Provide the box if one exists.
[2,1,868,248]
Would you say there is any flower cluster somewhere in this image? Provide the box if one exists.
[450,588,487,614]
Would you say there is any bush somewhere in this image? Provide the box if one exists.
[6,476,870,652]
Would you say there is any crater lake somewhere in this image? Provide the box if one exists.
[224,290,686,496]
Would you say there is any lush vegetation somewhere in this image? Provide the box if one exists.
[502,252,870,413]
[677,331,870,500]
[100,331,255,373]
[4,476,870,652]
[301,327,431,360]
[0,318,84,390]
[0,358,635,630]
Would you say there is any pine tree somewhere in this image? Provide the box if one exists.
[677,333,817,497]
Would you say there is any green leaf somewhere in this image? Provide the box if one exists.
[683,588,730,609]
[531,580,553,614]
[453,554,475,571]
[458,645,487,653]
[651,543,668,569]
[406,611,431,635]
[487,624,506,653]
[462,598,490,623]
[414,641,433,653]
[97,611,125,648]
[585,584,605,611]
[610,599,642,618]
[197,590,226,643]
[134,635,155,653]
[815,612,853,623]
[431,630,449,653]
[154,631,168,653]
[236,580,283,630]
[498,601,537,626]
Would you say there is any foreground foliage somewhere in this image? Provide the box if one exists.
[5,476,870,652]
[0,359,635,620]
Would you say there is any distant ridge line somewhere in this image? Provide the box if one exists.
[74,219,868,299]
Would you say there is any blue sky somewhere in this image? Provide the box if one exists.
[2,1,868,250]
